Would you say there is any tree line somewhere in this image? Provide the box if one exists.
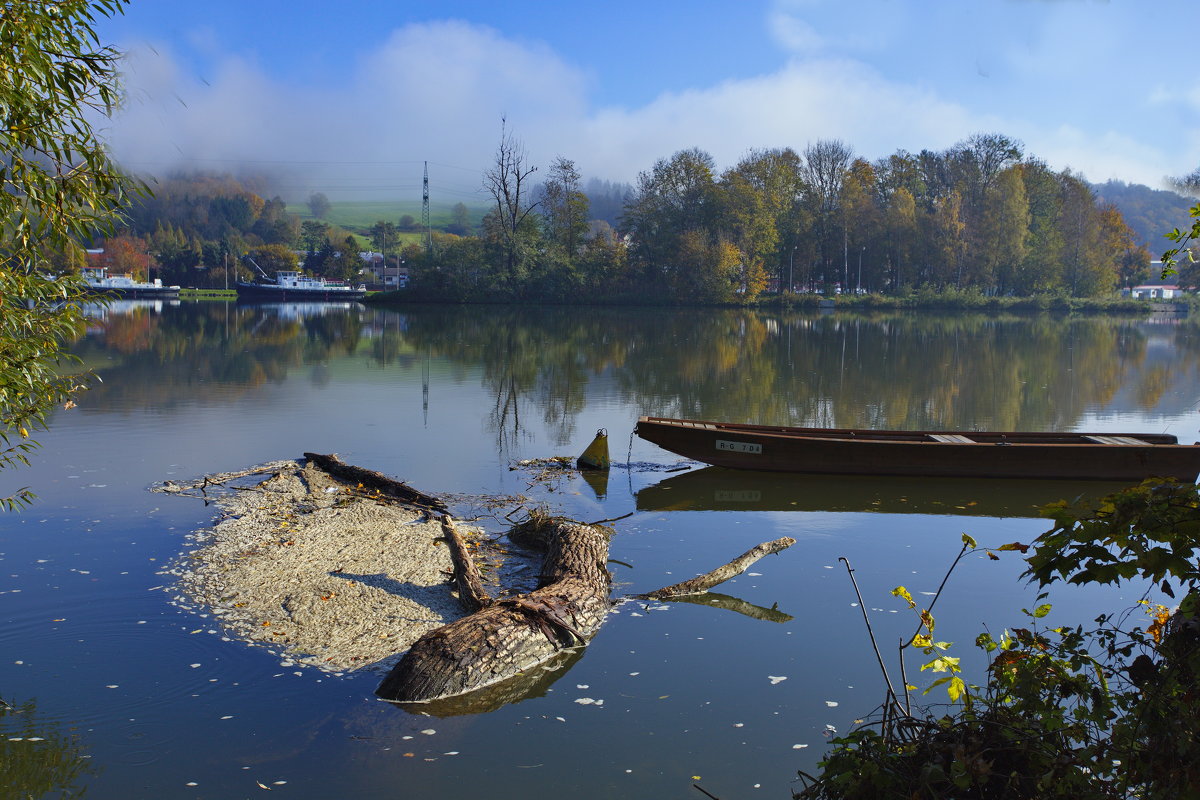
[398,131,1155,303]
[72,134,1164,302]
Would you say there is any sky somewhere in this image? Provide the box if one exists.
[94,0,1200,205]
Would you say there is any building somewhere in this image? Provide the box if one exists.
[1128,281,1184,300]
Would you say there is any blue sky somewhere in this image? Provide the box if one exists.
[96,0,1200,203]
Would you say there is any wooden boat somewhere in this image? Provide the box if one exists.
[633,416,1200,482]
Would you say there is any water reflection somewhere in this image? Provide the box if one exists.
[0,697,96,798]
[636,466,1129,518]
[386,649,586,718]
[71,303,1200,459]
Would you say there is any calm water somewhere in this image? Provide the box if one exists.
[3,301,1199,798]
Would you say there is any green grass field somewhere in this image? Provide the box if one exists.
[287,201,487,233]
[180,288,238,300]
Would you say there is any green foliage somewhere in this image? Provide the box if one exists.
[1161,203,1200,276]
[1031,479,1200,590]
[0,0,138,508]
[800,481,1200,799]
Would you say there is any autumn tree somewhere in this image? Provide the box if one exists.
[246,244,298,274]
[623,147,718,291]
[1096,203,1149,289]
[1059,172,1113,296]
[980,165,1031,294]
[1018,159,1066,293]
[102,235,150,278]
[541,156,590,259]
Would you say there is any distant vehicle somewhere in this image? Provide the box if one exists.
[82,267,181,299]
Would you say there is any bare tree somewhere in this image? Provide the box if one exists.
[484,118,539,281]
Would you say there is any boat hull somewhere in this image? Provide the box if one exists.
[236,281,366,301]
[84,286,181,299]
[634,417,1200,482]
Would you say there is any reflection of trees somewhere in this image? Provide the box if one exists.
[0,696,96,798]
[400,308,1200,443]
[70,303,369,412]
[68,303,1200,446]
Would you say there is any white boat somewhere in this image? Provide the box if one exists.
[81,267,181,298]
[236,267,367,301]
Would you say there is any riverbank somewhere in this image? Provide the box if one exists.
[363,287,1165,315]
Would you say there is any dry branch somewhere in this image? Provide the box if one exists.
[440,514,492,613]
[303,452,447,511]
[642,536,796,599]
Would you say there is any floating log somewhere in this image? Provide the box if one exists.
[642,536,796,599]
[376,515,613,703]
[303,452,447,511]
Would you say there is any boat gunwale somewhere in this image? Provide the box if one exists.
[635,416,1187,448]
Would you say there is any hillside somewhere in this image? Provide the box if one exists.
[1091,179,1195,253]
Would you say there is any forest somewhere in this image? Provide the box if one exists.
[74,133,1200,304]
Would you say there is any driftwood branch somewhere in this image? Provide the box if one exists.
[303,452,447,511]
[642,537,796,599]
[440,514,492,613]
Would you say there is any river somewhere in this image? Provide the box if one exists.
[2,300,1197,798]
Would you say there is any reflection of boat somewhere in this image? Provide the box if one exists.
[81,267,180,298]
[634,417,1200,482]
[237,259,366,300]
[636,466,1129,518]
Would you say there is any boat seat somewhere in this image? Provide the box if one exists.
[1083,435,1149,446]
[929,434,975,443]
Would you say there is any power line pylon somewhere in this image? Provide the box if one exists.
[422,161,432,255]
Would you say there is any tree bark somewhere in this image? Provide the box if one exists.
[376,516,612,703]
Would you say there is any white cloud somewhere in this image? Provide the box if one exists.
[767,9,825,54]
[102,16,1189,200]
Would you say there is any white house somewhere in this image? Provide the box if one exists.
[1129,281,1184,300]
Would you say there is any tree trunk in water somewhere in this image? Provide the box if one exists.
[376,516,612,703]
